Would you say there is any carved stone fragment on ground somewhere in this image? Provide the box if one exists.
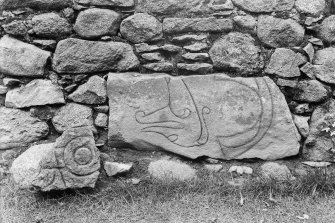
[107,72,300,160]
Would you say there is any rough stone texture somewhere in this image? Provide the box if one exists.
[0,107,49,150]
[260,162,293,181]
[120,13,162,44]
[5,79,65,108]
[204,164,223,172]
[293,80,329,103]
[229,166,253,175]
[2,20,28,36]
[143,63,174,72]
[301,63,317,79]
[295,0,325,17]
[68,76,106,105]
[276,79,298,88]
[182,53,209,61]
[74,0,134,7]
[32,13,72,38]
[304,99,335,161]
[10,127,100,191]
[0,35,50,77]
[313,48,335,84]
[1,0,72,10]
[159,44,182,53]
[108,73,300,160]
[163,18,233,34]
[177,63,213,74]
[0,85,8,94]
[141,53,164,62]
[184,43,208,52]
[3,78,22,87]
[52,38,139,74]
[135,43,159,53]
[33,40,57,50]
[257,16,305,48]
[52,103,95,133]
[319,16,335,43]
[148,160,197,181]
[209,32,263,75]
[74,8,122,39]
[104,162,133,177]
[304,43,315,62]
[95,113,108,128]
[233,15,256,30]
[172,35,207,43]
[293,115,310,138]
[231,0,294,12]
[265,48,306,78]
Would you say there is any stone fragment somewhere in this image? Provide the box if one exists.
[265,48,306,78]
[3,78,23,87]
[95,113,108,128]
[141,53,164,62]
[0,107,49,150]
[303,99,335,161]
[163,17,233,34]
[68,75,106,105]
[104,162,132,177]
[53,38,139,74]
[293,80,329,103]
[319,16,335,43]
[300,63,317,79]
[94,105,109,114]
[74,0,134,7]
[295,103,314,115]
[309,37,323,46]
[231,0,294,12]
[1,0,72,10]
[293,115,310,138]
[209,32,263,75]
[313,48,335,84]
[30,106,57,121]
[260,162,293,181]
[2,20,28,36]
[0,85,8,94]
[204,164,223,172]
[135,43,159,53]
[32,13,72,38]
[276,79,298,88]
[107,73,300,160]
[295,0,325,17]
[303,43,315,62]
[228,166,253,175]
[52,103,95,133]
[5,79,65,108]
[143,63,174,72]
[233,15,256,30]
[10,126,100,191]
[32,40,57,50]
[302,161,331,167]
[182,53,209,61]
[120,13,162,43]
[159,44,182,53]
[171,35,207,43]
[257,16,305,48]
[0,35,50,77]
[148,160,197,181]
[177,63,213,74]
[184,42,208,52]
[74,8,121,39]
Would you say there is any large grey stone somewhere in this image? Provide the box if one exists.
[74,8,122,39]
[107,72,300,160]
[120,13,162,43]
[1,0,72,10]
[293,80,329,103]
[5,79,65,108]
[319,16,335,43]
[10,126,100,191]
[32,13,72,38]
[52,103,96,133]
[231,0,294,12]
[0,107,49,150]
[313,48,335,84]
[0,35,51,77]
[295,0,325,17]
[257,16,305,48]
[68,75,107,105]
[209,32,264,75]
[265,48,306,78]
[74,0,134,7]
[52,38,139,74]
[163,17,233,34]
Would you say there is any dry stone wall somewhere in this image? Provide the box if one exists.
[1,0,335,174]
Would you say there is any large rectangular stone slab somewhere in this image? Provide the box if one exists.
[107,73,301,160]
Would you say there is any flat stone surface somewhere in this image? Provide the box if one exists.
[1,0,72,10]
[5,79,65,108]
[104,162,132,177]
[276,78,298,88]
[10,126,100,191]
[32,40,57,50]
[95,113,108,128]
[265,48,306,78]
[74,8,121,39]
[293,115,310,138]
[177,63,213,74]
[32,13,72,38]
[68,75,106,105]
[295,0,325,17]
[172,35,207,43]
[120,13,162,43]
[74,0,134,7]
[2,20,28,36]
[313,48,335,84]
[184,43,208,52]
[148,160,197,181]
[257,16,305,48]
[135,43,159,53]
[52,103,96,133]
[163,17,233,34]
[141,53,164,62]
[233,15,256,30]
[231,0,294,12]
[0,107,49,150]
[107,72,300,160]
[319,16,335,43]
[0,35,50,77]
[293,80,329,103]
[143,63,174,72]
[52,38,139,74]
[182,53,209,61]
[159,44,182,53]
[209,32,264,75]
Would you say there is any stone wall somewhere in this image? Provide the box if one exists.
[1,0,335,164]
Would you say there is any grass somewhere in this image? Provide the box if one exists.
[2,168,335,223]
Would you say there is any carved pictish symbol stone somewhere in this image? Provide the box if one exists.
[107,73,300,160]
